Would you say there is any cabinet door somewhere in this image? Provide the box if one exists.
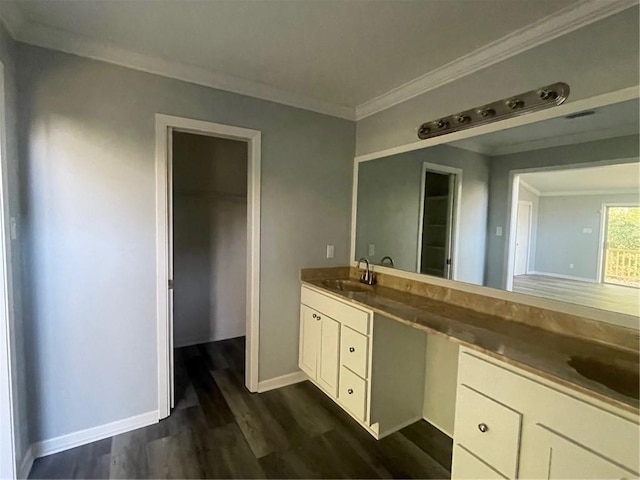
[299,305,321,379]
[317,315,340,398]
[452,445,507,479]
[522,424,636,479]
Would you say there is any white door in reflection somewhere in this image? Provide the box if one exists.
[514,201,532,276]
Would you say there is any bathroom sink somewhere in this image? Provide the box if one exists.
[568,355,639,400]
[321,279,374,293]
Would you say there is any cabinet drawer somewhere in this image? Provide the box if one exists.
[338,366,368,421]
[452,445,507,479]
[341,326,369,379]
[454,385,521,478]
[301,286,370,334]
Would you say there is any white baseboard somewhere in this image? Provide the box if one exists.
[17,446,34,480]
[257,371,307,393]
[528,271,598,284]
[31,410,159,458]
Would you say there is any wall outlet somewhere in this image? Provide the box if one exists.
[582,227,592,234]
[368,244,375,256]
[9,217,17,240]
[326,245,334,259]
[496,226,503,237]
[569,263,574,269]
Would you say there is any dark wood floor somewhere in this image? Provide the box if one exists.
[29,336,452,479]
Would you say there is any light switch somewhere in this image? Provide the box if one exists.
[570,263,574,269]
[326,245,334,259]
[368,244,375,256]
[496,226,503,237]
[582,227,592,234]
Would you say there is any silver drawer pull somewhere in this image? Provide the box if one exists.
[478,423,488,433]
[348,388,354,395]
[349,347,355,353]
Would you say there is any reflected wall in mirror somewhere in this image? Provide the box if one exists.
[354,98,640,320]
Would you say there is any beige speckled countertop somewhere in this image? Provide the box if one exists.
[301,268,639,415]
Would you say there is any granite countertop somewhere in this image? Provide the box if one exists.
[301,274,639,415]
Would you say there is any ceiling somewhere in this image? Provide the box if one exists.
[451,98,640,156]
[520,162,640,195]
[1,0,634,119]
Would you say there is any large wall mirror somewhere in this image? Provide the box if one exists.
[354,97,639,322]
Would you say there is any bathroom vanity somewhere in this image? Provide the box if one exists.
[298,267,639,479]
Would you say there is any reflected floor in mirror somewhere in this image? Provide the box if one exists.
[513,274,640,317]
[29,336,452,479]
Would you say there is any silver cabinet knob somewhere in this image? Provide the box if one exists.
[349,347,355,353]
[478,423,488,433]
[348,388,354,395]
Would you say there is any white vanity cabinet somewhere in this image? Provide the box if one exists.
[452,347,639,479]
[299,285,427,438]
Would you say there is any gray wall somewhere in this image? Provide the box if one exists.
[534,193,639,280]
[173,133,247,347]
[0,21,29,468]
[355,144,489,284]
[356,7,640,155]
[485,135,640,288]
[17,44,355,443]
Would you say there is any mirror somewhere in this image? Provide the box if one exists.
[354,98,640,319]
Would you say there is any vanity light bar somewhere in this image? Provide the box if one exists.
[417,82,570,140]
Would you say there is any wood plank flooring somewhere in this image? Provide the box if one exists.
[513,274,640,316]
[29,336,452,479]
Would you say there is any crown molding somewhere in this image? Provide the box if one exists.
[10,19,357,120]
[0,1,24,38]
[355,0,639,120]
[519,180,541,197]
[539,188,639,197]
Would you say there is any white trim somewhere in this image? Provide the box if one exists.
[0,62,17,480]
[10,21,354,121]
[17,446,33,480]
[527,271,598,284]
[156,114,261,420]
[257,371,307,393]
[415,162,463,280]
[354,87,640,163]
[31,411,159,458]
[349,159,360,265]
[3,1,635,121]
[354,0,638,119]
[519,180,541,197]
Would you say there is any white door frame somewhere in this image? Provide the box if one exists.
[155,114,261,419]
[513,200,533,276]
[415,162,463,279]
[0,62,17,479]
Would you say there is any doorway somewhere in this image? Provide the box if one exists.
[600,205,640,287]
[514,201,532,276]
[417,163,461,279]
[155,115,261,419]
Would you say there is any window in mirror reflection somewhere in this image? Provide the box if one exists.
[509,163,640,316]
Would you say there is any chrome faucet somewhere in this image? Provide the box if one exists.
[357,257,376,285]
[380,256,395,268]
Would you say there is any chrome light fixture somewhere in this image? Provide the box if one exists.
[417,82,570,140]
